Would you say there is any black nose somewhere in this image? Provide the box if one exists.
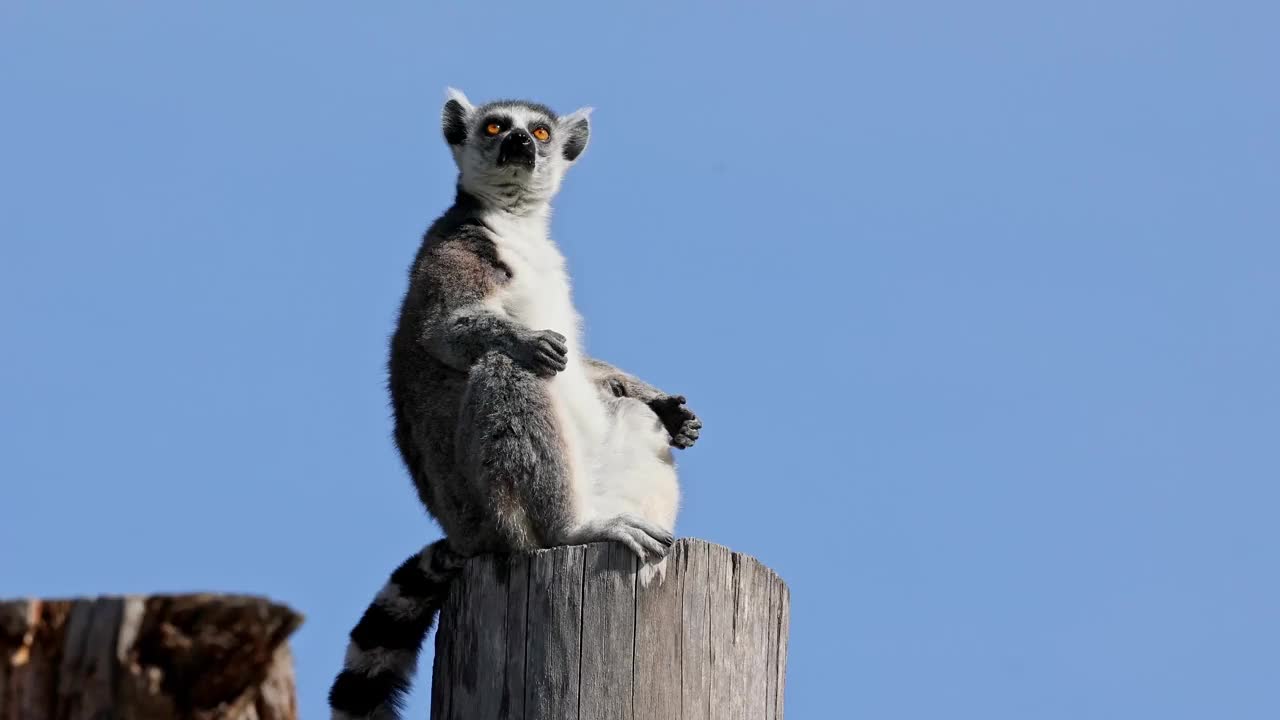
[498,129,536,168]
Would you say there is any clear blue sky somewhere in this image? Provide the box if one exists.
[2,2,1277,718]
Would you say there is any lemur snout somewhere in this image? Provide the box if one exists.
[497,128,536,169]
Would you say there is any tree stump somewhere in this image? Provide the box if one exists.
[0,594,303,720]
[431,538,790,720]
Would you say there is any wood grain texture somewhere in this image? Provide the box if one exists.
[0,594,302,720]
[524,545,586,720]
[706,543,736,720]
[679,541,713,720]
[500,554,529,720]
[451,554,509,719]
[633,542,684,720]
[431,580,459,720]
[432,538,790,720]
[579,542,636,720]
[57,597,124,720]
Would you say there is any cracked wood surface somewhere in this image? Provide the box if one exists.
[0,594,302,720]
[432,538,790,720]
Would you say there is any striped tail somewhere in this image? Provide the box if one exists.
[329,539,464,720]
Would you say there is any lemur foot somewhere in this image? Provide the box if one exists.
[647,394,702,449]
[575,514,674,562]
[511,329,568,377]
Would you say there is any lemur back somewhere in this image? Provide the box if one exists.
[329,91,701,720]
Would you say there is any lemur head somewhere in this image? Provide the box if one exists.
[441,88,591,212]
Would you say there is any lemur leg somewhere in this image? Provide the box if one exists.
[456,351,576,551]
[456,351,674,559]
[592,396,681,532]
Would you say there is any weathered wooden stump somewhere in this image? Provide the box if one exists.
[431,538,790,720]
[0,594,302,720]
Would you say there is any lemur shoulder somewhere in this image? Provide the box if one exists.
[329,89,701,720]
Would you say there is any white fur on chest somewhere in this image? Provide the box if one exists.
[482,210,603,447]
[482,212,579,339]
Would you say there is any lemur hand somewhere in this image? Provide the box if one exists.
[512,329,568,377]
[648,395,701,449]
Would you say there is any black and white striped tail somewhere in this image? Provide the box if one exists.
[329,539,463,720]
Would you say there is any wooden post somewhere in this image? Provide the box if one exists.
[0,594,303,720]
[431,538,790,720]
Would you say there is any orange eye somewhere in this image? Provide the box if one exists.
[532,126,550,142]
[486,123,502,136]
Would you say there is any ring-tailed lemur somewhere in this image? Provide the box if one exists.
[328,89,702,720]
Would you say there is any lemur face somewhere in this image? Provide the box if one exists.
[442,88,591,210]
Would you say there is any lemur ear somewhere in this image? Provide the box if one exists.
[442,87,474,146]
[558,107,592,162]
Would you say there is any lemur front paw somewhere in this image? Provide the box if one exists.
[512,329,568,377]
[648,395,702,449]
